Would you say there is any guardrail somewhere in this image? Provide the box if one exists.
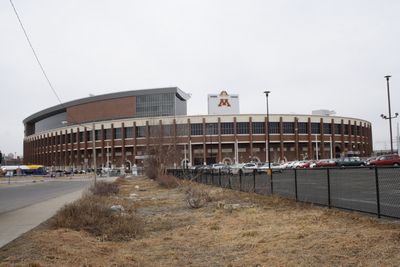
[168,166,400,219]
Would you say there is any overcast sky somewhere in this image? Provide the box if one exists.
[1,0,399,156]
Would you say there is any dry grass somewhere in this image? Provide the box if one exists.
[155,174,180,188]
[184,184,211,208]
[89,180,119,196]
[50,194,142,242]
[1,176,400,266]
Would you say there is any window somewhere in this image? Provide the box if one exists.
[311,123,320,134]
[79,131,84,142]
[163,124,173,136]
[269,122,280,134]
[72,133,77,143]
[252,122,265,134]
[136,126,146,137]
[282,122,294,134]
[149,125,161,137]
[103,129,112,140]
[298,122,308,134]
[357,126,362,136]
[236,122,249,134]
[95,130,101,140]
[176,124,189,136]
[206,123,218,135]
[86,131,92,141]
[351,125,357,136]
[323,123,332,134]
[135,93,175,117]
[191,123,203,136]
[221,122,234,135]
[334,124,341,135]
[344,125,349,135]
[114,128,122,139]
[124,127,133,138]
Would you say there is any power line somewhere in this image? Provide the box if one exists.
[9,0,63,104]
[9,0,95,131]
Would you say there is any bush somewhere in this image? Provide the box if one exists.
[144,157,159,180]
[51,195,142,241]
[185,187,210,209]
[156,175,180,188]
[89,181,119,196]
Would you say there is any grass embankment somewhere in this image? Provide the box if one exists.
[1,175,400,266]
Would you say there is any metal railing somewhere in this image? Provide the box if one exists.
[169,166,400,219]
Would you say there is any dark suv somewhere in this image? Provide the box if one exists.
[368,154,400,167]
[336,157,366,167]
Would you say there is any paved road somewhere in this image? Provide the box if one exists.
[0,179,94,248]
[0,180,91,214]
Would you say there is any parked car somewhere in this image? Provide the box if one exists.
[296,160,312,168]
[314,159,337,168]
[257,162,284,173]
[227,163,245,174]
[211,163,227,170]
[336,157,366,167]
[235,162,258,174]
[368,154,400,167]
[283,161,299,169]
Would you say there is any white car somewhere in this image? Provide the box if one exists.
[257,162,284,173]
[211,163,227,170]
[227,163,245,174]
[239,163,258,174]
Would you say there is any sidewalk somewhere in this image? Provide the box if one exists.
[0,175,96,187]
[0,188,85,248]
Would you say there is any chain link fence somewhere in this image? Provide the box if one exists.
[168,166,400,219]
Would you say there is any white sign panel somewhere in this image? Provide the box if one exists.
[208,91,240,115]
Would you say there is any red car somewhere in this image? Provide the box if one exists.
[314,159,337,168]
[368,154,400,166]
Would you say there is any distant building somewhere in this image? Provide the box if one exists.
[23,87,373,169]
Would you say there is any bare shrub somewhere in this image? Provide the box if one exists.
[113,176,128,185]
[156,174,180,188]
[89,181,119,196]
[51,195,142,241]
[185,186,210,209]
[144,156,159,180]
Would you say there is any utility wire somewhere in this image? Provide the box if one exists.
[9,0,95,131]
[9,0,63,105]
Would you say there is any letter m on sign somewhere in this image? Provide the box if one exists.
[218,99,231,107]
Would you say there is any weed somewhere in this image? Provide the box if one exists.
[185,187,210,209]
[156,175,180,188]
[50,195,142,241]
[89,181,119,196]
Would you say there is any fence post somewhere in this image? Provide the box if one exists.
[375,166,381,218]
[228,170,232,189]
[239,171,242,191]
[294,168,298,201]
[270,170,274,194]
[327,168,331,208]
[253,170,256,193]
[219,169,222,187]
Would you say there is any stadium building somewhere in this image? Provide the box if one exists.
[23,87,373,170]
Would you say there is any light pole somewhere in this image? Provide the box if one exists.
[92,122,97,184]
[207,124,213,165]
[264,91,271,170]
[381,75,399,154]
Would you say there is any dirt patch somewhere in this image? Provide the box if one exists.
[1,176,400,266]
